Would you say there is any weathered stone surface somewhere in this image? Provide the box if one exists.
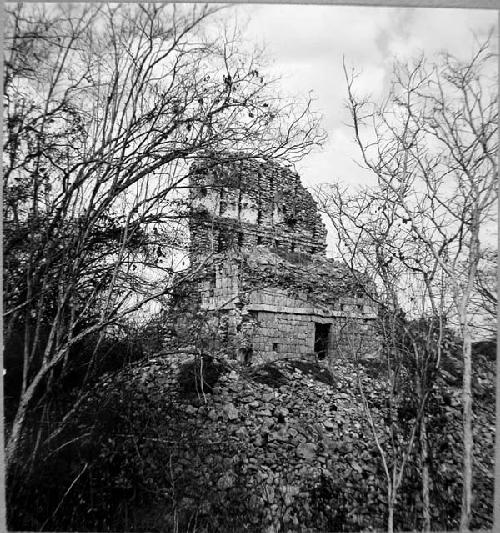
[235,426,248,438]
[95,341,492,533]
[296,442,317,461]
[171,156,379,366]
[217,471,236,490]
[223,403,239,420]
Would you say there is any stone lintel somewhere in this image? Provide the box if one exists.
[248,303,377,319]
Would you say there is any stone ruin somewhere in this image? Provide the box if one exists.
[171,155,378,365]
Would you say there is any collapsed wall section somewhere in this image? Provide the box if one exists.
[188,157,327,258]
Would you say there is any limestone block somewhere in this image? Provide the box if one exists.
[296,442,317,461]
[223,403,239,420]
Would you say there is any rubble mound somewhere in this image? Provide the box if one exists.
[45,352,494,532]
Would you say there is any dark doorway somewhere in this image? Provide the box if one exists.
[314,323,330,360]
[241,346,253,365]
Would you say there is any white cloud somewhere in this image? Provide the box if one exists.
[234,4,496,192]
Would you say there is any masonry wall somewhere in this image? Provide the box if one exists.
[188,158,327,258]
[243,312,380,365]
[250,311,314,363]
[198,260,240,311]
[246,288,379,364]
[175,156,379,365]
[178,251,380,365]
[249,311,380,365]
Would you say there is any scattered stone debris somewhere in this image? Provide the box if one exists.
[177,354,230,395]
[80,350,494,532]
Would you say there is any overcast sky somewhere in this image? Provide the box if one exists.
[232,5,497,191]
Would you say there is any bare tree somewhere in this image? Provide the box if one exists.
[3,2,324,478]
[318,38,497,530]
[316,178,453,531]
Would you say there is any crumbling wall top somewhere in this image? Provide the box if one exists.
[188,155,327,257]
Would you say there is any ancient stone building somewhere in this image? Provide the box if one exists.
[172,155,378,364]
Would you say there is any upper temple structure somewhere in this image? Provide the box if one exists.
[171,155,378,365]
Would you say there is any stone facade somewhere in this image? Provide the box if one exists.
[173,155,378,364]
[188,157,327,256]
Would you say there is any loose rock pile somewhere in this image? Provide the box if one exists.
[68,350,494,532]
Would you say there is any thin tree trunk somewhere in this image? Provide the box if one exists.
[387,489,394,533]
[6,360,54,475]
[460,328,473,532]
[460,215,479,532]
[6,397,30,475]
[420,414,431,532]
[22,267,33,395]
